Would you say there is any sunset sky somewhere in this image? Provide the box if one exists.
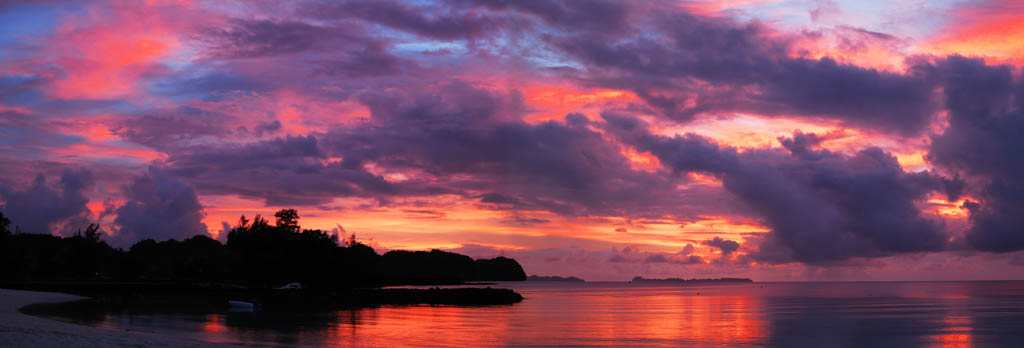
[2,0,1024,281]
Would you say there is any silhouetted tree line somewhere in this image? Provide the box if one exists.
[0,209,526,287]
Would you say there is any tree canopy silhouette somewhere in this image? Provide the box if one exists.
[0,208,526,287]
[0,211,10,237]
[274,209,300,232]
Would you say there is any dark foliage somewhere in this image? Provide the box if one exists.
[0,211,11,237]
[126,235,230,281]
[0,232,121,281]
[0,209,526,287]
[474,256,528,281]
[376,250,525,284]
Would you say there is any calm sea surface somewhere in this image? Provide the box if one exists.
[31,281,1024,347]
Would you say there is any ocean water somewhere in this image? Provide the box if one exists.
[32,281,1024,347]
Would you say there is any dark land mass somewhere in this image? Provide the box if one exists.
[0,209,527,311]
[17,283,522,315]
[630,276,753,283]
[527,275,585,282]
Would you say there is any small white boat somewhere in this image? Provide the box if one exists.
[227,300,255,312]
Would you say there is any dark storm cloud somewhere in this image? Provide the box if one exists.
[182,1,937,136]
[673,254,706,265]
[113,110,231,151]
[643,253,705,265]
[604,114,949,263]
[112,167,208,245]
[248,120,282,136]
[923,56,1024,252]
[549,7,936,134]
[316,43,409,77]
[615,245,706,265]
[0,168,94,235]
[200,19,340,59]
[608,246,641,263]
[147,82,724,220]
[778,130,836,160]
[961,181,1024,252]
[197,17,414,81]
[321,83,700,218]
[162,135,402,206]
[643,254,668,263]
[306,0,507,41]
[924,56,1022,179]
[479,192,522,205]
[703,237,740,256]
[466,0,633,34]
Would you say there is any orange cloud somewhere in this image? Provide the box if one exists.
[664,113,844,149]
[921,5,1024,65]
[52,143,165,163]
[187,90,371,138]
[198,192,764,256]
[894,151,930,172]
[924,193,971,219]
[44,115,166,163]
[46,3,189,100]
[521,85,638,123]
[662,113,932,172]
[620,145,663,173]
[792,30,910,72]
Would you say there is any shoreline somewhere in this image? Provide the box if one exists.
[0,288,247,348]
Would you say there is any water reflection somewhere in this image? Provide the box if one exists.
[31,281,1024,347]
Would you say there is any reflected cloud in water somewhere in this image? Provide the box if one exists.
[36,281,1024,347]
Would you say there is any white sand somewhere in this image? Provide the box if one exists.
[0,288,249,348]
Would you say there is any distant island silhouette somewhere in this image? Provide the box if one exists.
[527,275,585,282]
[630,276,753,283]
[0,209,526,310]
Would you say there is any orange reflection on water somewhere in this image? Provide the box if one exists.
[628,292,765,345]
[930,316,972,348]
[322,305,515,348]
[91,282,1024,347]
[314,286,767,348]
[928,289,975,348]
[202,314,226,334]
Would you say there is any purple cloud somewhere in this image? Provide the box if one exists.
[924,56,1024,252]
[112,167,208,245]
[0,168,94,235]
[703,237,740,256]
[604,114,949,263]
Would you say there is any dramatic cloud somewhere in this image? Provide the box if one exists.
[703,237,740,256]
[113,111,232,151]
[112,167,208,245]
[0,168,94,235]
[609,245,707,265]
[162,135,401,206]
[470,0,633,34]
[307,1,508,41]
[3,0,1024,278]
[201,19,341,59]
[548,6,937,135]
[154,82,719,220]
[924,56,1024,252]
[604,114,949,263]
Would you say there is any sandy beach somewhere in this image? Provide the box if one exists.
[0,288,246,348]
